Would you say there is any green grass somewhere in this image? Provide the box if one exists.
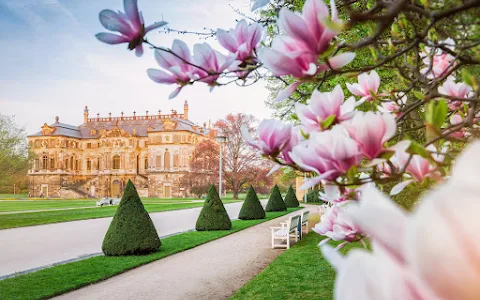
[230,233,365,300]
[0,193,28,200]
[0,200,97,212]
[0,208,300,300]
[0,200,238,230]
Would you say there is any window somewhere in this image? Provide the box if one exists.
[97,158,101,170]
[87,143,92,149]
[65,158,69,170]
[34,159,39,171]
[70,156,74,170]
[75,160,80,171]
[86,158,91,171]
[144,156,149,170]
[173,154,179,167]
[42,154,48,170]
[49,158,55,171]
[112,155,120,170]
[164,151,171,169]
[156,155,162,167]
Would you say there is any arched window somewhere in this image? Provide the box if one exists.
[70,156,74,170]
[97,158,101,170]
[42,154,48,170]
[144,156,149,170]
[164,150,171,169]
[86,158,91,171]
[49,158,55,170]
[112,155,120,170]
[65,158,69,170]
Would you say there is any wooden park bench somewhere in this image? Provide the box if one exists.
[270,214,301,249]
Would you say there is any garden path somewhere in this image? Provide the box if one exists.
[0,200,266,278]
[54,206,316,300]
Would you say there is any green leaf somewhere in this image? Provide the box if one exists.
[347,165,357,181]
[432,99,448,129]
[461,69,474,88]
[300,128,310,140]
[321,115,336,129]
[407,141,430,158]
[413,90,425,100]
[379,150,395,160]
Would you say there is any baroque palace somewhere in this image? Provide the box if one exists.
[27,101,215,198]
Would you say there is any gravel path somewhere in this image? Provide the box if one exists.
[54,207,313,300]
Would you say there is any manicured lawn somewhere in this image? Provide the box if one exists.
[0,200,239,230]
[0,208,300,300]
[0,193,28,200]
[0,200,97,212]
[230,233,365,300]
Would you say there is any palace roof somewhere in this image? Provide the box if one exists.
[29,115,213,139]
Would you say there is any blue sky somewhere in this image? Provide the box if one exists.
[0,0,272,134]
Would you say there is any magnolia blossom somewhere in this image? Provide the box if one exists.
[217,20,263,62]
[290,125,361,188]
[421,39,456,79]
[345,112,396,160]
[346,70,383,102]
[449,114,465,139]
[324,142,480,299]
[295,85,358,131]
[319,184,356,204]
[258,0,355,101]
[438,79,472,110]
[147,40,200,99]
[193,43,235,88]
[313,204,362,249]
[378,93,407,116]
[242,119,291,157]
[96,0,167,57]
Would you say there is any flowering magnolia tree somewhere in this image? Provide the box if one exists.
[96,0,480,298]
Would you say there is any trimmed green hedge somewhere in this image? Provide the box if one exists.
[265,184,287,212]
[102,180,161,256]
[238,186,266,220]
[306,189,321,203]
[195,185,232,231]
[284,186,300,208]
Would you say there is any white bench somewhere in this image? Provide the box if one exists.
[300,210,310,234]
[270,214,301,249]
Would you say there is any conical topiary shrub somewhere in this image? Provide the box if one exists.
[102,180,161,256]
[238,186,266,220]
[284,185,300,208]
[265,184,287,212]
[195,185,232,231]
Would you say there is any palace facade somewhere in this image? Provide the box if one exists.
[27,101,215,198]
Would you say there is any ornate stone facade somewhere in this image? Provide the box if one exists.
[27,101,215,198]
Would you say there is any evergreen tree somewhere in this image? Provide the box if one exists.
[195,185,232,231]
[284,185,300,208]
[102,180,161,256]
[265,184,287,212]
[238,186,266,220]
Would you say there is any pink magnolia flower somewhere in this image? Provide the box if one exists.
[378,93,407,116]
[258,0,355,101]
[396,144,442,183]
[242,119,291,157]
[217,19,263,62]
[449,114,465,139]
[346,70,384,102]
[147,40,201,99]
[326,142,480,299]
[421,39,456,79]
[96,0,167,57]
[290,125,361,188]
[319,184,356,204]
[438,79,472,110]
[295,85,359,131]
[313,204,362,249]
[278,0,339,55]
[193,43,236,89]
[345,112,396,160]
